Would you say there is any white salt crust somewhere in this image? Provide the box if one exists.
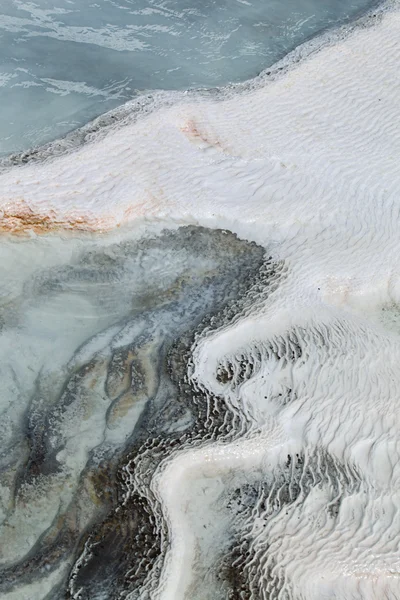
[2,2,400,599]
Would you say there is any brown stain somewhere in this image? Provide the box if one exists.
[107,389,142,424]
[0,199,97,235]
[106,348,136,401]
[0,181,167,236]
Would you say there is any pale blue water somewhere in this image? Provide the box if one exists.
[0,0,375,156]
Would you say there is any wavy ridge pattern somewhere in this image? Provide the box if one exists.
[1,1,400,599]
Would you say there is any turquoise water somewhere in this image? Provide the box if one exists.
[0,0,375,155]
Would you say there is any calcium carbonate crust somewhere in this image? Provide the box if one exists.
[1,1,400,599]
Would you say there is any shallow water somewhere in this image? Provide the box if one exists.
[0,0,375,156]
[0,226,265,599]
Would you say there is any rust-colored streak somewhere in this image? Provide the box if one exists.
[181,118,223,150]
[0,200,102,235]
[0,192,162,236]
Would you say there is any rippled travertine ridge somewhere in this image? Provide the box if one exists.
[1,0,400,598]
